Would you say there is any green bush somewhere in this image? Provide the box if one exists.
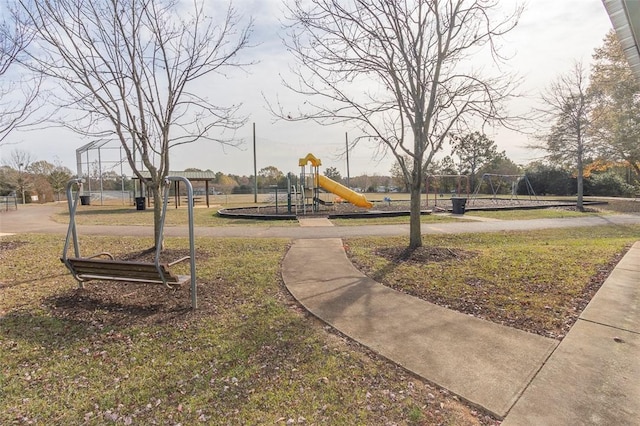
[518,165,572,196]
[585,171,635,197]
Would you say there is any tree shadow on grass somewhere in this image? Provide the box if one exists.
[1,311,96,350]
[62,208,141,216]
[349,245,478,283]
[42,281,219,328]
[1,285,192,350]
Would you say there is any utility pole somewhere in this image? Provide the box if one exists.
[345,132,350,188]
[18,162,25,205]
[253,122,257,203]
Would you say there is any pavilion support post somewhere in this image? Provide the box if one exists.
[205,181,210,208]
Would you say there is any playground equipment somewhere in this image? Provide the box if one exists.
[61,176,198,309]
[425,174,470,212]
[317,175,373,208]
[297,153,373,212]
[471,173,537,203]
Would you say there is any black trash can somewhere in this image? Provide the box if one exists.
[451,197,467,214]
[135,196,146,211]
[80,195,91,206]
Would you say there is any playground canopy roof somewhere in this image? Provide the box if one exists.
[604,0,640,81]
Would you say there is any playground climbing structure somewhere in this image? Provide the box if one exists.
[297,153,373,213]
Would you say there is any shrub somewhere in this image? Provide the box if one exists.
[518,165,572,196]
[585,171,635,197]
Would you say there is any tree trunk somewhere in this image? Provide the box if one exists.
[409,157,423,249]
[409,183,423,248]
[151,184,164,249]
[576,167,584,212]
[576,142,584,212]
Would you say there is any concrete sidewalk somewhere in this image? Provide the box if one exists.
[502,241,640,425]
[282,238,558,418]
[282,238,640,422]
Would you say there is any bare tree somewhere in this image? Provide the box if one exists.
[18,0,252,245]
[5,148,34,204]
[536,61,594,211]
[0,5,41,146]
[589,30,640,178]
[277,0,522,248]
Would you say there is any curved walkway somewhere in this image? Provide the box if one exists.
[282,237,556,418]
[2,205,640,422]
[281,231,640,423]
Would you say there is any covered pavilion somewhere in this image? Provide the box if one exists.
[134,171,217,208]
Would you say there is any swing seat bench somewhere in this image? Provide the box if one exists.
[62,176,198,308]
[62,253,191,287]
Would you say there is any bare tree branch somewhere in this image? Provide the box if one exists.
[272,0,522,248]
[17,0,253,245]
[0,6,42,145]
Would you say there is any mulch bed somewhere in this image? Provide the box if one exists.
[374,246,478,264]
[365,246,627,339]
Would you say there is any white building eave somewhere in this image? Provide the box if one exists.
[603,0,640,81]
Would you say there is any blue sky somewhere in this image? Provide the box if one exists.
[1,0,615,178]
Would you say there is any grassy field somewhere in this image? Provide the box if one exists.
[1,234,490,425]
[345,224,640,339]
[462,209,603,221]
[3,196,638,424]
[331,213,467,226]
[52,204,299,227]
[587,197,640,213]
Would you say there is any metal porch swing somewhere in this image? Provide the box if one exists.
[60,176,198,309]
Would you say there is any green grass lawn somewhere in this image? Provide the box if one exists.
[332,207,609,225]
[463,208,604,220]
[331,213,467,226]
[53,205,299,227]
[587,197,640,214]
[345,224,640,339]
[1,234,484,425]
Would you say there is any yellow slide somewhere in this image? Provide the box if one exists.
[317,175,373,209]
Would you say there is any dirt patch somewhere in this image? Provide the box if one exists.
[375,246,478,264]
[0,240,27,252]
[46,248,218,327]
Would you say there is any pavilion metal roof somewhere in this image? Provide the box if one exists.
[603,0,640,81]
[76,139,112,153]
[134,171,216,181]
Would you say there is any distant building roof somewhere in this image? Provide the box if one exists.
[134,171,216,181]
[603,0,640,81]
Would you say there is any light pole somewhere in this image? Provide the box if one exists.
[18,163,25,205]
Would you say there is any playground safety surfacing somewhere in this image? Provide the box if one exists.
[217,198,602,220]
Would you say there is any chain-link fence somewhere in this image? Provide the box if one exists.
[0,195,18,211]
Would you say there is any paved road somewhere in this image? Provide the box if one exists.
[2,203,640,238]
